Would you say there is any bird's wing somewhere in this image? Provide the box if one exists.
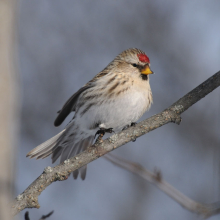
[54,85,92,126]
[86,69,109,84]
[54,70,109,127]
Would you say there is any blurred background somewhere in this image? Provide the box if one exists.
[1,0,220,219]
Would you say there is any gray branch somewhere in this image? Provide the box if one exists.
[105,153,220,219]
[24,210,54,220]
[11,71,220,216]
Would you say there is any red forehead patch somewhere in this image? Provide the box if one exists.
[137,53,150,63]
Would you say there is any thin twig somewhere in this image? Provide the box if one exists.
[105,153,220,219]
[39,210,54,220]
[24,211,54,220]
[24,212,30,220]
[11,71,220,215]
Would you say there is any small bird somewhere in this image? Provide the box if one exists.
[27,48,154,180]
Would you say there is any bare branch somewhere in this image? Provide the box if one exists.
[24,212,29,220]
[39,211,54,220]
[11,71,220,215]
[105,153,220,219]
[24,211,54,220]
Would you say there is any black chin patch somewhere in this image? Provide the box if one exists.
[141,74,148,81]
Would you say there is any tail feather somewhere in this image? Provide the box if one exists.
[78,137,93,180]
[51,146,62,163]
[41,150,54,159]
[73,169,79,179]
[35,146,56,159]
[67,142,80,160]
[27,130,65,159]
[72,143,83,179]
[70,136,93,179]
[27,125,94,180]
[79,166,87,180]
[60,144,75,163]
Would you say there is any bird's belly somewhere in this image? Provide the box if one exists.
[79,89,151,132]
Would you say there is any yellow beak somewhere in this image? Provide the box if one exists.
[141,65,154,75]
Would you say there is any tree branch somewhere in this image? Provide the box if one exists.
[11,71,220,215]
[24,210,54,220]
[104,153,220,219]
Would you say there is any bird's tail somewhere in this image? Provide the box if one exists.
[26,124,94,180]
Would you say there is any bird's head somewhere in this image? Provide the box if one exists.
[114,48,154,80]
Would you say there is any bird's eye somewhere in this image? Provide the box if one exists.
[132,64,137,67]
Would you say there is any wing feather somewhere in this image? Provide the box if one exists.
[54,85,91,126]
[54,69,110,127]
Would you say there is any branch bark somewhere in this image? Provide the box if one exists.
[11,71,220,216]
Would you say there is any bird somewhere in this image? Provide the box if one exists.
[27,48,154,180]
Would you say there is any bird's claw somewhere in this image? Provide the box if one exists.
[122,125,129,130]
[105,128,115,134]
[122,122,137,131]
[131,122,137,127]
[94,128,114,140]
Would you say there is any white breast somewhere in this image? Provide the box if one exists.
[76,78,152,132]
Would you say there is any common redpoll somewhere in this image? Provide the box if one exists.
[27,48,154,180]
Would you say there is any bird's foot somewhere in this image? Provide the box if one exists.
[94,128,114,140]
[122,125,130,130]
[131,122,137,127]
[104,128,115,134]
[122,122,137,131]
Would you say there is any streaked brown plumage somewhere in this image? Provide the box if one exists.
[27,48,154,180]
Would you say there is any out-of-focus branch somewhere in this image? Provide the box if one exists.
[24,211,54,220]
[105,153,220,219]
[11,71,220,215]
